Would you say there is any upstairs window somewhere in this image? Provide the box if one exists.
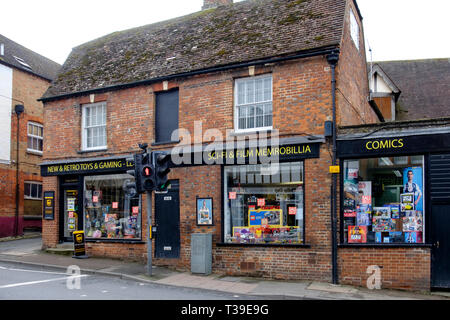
[155,89,179,143]
[350,9,360,51]
[235,75,273,132]
[82,102,107,150]
[24,181,42,200]
[27,122,43,153]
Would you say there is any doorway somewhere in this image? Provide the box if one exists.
[154,180,180,258]
[59,177,83,242]
[430,153,450,288]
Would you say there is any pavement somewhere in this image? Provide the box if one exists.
[1,233,450,300]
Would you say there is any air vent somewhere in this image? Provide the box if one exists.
[430,153,450,203]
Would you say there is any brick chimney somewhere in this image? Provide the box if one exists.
[202,0,233,10]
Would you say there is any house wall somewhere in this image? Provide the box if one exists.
[336,0,379,126]
[0,67,49,237]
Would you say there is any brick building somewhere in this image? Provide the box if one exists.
[39,0,445,291]
[0,34,60,237]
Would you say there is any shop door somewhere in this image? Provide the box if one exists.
[430,153,450,288]
[60,183,82,242]
[155,181,180,258]
[431,205,450,288]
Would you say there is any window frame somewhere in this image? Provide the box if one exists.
[234,74,273,134]
[340,154,426,246]
[81,102,107,151]
[222,161,306,246]
[27,122,43,154]
[24,181,43,200]
[350,8,360,51]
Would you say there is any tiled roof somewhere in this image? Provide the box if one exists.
[0,34,61,81]
[376,58,450,121]
[42,0,347,100]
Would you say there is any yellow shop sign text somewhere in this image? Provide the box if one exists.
[365,138,404,151]
[45,159,133,174]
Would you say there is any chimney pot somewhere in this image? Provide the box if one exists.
[202,0,233,10]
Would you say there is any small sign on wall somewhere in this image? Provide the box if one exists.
[43,191,55,220]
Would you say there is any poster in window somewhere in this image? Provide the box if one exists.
[402,167,423,212]
[402,210,423,232]
[248,209,282,226]
[358,181,372,206]
[197,197,213,225]
[372,216,394,232]
[348,226,367,243]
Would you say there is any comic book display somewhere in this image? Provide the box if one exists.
[343,163,424,244]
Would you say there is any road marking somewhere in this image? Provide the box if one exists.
[0,275,88,289]
[0,264,67,275]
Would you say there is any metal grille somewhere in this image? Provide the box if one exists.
[430,154,450,203]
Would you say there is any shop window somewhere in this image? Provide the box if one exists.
[27,122,43,153]
[235,75,272,132]
[82,102,107,150]
[84,174,141,240]
[343,156,425,244]
[24,181,42,199]
[224,162,304,244]
[155,89,179,143]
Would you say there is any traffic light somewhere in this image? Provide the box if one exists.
[153,151,171,191]
[141,152,156,192]
[126,153,143,194]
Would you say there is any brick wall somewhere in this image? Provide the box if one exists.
[339,247,431,291]
[0,68,49,237]
[336,1,379,126]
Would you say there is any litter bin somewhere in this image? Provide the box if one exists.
[191,233,212,275]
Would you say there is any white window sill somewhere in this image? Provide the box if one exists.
[78,147,108,153]
[230,128,273,136]
[27,149,43,156]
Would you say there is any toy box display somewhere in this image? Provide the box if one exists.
[348,226,367,243]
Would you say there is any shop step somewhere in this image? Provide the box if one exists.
[45,244,74,255]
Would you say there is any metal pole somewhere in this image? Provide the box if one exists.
[327,51,339,285]
[146,190,152,276]
[15,112,20,237]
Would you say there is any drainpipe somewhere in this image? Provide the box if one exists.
[14,104,24,237]
[326,51,339,285]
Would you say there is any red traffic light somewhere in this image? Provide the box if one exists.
[143,166,152,177]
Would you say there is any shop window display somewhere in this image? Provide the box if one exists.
[84,174,141,240]
[224,162,304,244]
[343,156,424,244]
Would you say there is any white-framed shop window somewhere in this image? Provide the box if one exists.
[27,122,43,153]
[234,74,273,133]
[24,181,42,200]
[82,102,107,151]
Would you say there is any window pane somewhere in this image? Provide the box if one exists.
[224,162,304,244]
[24,183,31,197]
[246,80,254,104]
[31,184,38,198]
[27,136,33,149]
[343,157,425,244]
[38,138,43,151]
[255,79,264,102]
[38,184,42,198]
[84,174,141,240]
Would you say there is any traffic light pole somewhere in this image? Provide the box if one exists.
[146,190,152,276]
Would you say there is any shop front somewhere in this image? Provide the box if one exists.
[41,156,144,246]
[337,128,450,290]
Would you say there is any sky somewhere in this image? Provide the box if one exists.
[0,0,449,65]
